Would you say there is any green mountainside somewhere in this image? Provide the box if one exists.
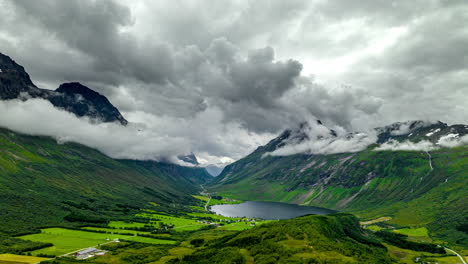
[209,121,468,247]
[0,127,211,235]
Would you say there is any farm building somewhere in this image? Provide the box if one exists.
[74,247,97,259]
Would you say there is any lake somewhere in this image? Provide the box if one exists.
[210,201,336,220]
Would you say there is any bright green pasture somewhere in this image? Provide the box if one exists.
[82,227,142,235]
[81,227,176,244]
[192,195,242,206]
[393,227,429,237]
[188,212,242,221]
[218,222,256,231]
[219,220,275,231]
[136,213,208,231]
[19,228,174,256]
[366,225,383,232]
[108,221,148,228]
[19,228,125,256]
[192,195,209,202]
[125,236,176,244]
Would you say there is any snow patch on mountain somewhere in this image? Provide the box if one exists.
[265,121,377,156]
[382,120,435,136]
[426,128,441,137]
[375,133,468,151]
[264,120,467,157]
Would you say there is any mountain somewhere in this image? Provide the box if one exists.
[177,153,224,177]
[375,120,467,144]
[177,153,200,165]
[48,82,128,125]
[0,127,211,235]
[174,213,394,263]
[0,53,46,100]
[0,53,127,125]
[129,160,213,186]
[205,164,224,177]
[209,120,468,246]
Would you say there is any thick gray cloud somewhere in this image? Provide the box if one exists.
[0,0,466,164]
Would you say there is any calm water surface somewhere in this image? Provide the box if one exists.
[210,201,336,220]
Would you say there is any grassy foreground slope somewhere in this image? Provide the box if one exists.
[0,127,211,236]
[171,213,394,264]
[210,141,467,246]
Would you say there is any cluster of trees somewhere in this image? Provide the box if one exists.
[375,231,445,254]
[0,234,52,254]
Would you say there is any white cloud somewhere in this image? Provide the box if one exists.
[265,121,377,156]
[375,140,436,152]
[0,98,272,166]
[1,0,467,163]
[389,121,433,136]
[375,135,468,152]
[437,133,468,148]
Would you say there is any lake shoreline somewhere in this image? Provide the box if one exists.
[210,200,337,220]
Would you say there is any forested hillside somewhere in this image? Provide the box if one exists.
[0,127,211,235]
[172,214,395,263]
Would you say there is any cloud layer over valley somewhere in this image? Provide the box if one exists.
[0,0,467,164]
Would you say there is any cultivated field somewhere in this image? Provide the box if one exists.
[19,228,174,256]
[0,254,48,264]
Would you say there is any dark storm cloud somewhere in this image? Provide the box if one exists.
[0,0,466,163]
[213,46,302,109]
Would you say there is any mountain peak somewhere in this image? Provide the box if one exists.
[56,82,100,96]
[50,82,128,125]
[0,53,128,125]
[0,53,41,99]
[178,153,199,165]
[375,120,450,143]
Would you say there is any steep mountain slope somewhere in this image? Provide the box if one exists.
[209,121,468,246]
[173,214,394,263]
[205,164,224,176]
[0,53,127,124]
[48,82,127,124]
[0,127,211,235]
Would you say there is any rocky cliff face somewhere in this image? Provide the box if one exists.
[0,53,127,125]
[49,82,128,125]
[0,53,46,99]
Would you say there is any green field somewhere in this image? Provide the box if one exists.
[135,213,208,231]
[188,212,243,221]
[108,221,148,229]
[366,225,384,232]
[18,228,174,256]
[0,253,49,264]
[192,195,242,206]
[218,222,257,231]
[82,226,142,235]
[394,227,429,238]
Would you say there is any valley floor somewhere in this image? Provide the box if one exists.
[2,195,466,264]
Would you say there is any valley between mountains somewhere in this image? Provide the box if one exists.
[0,52,467,264]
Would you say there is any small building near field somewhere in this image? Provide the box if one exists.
[74,247,97,259]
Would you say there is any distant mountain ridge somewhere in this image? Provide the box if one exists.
[261,120,467,157]
[0,53,127,125]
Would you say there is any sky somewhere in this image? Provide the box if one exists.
[0,0,467,165]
